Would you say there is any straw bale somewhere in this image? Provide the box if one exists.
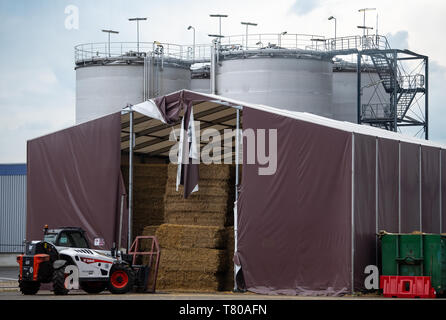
[155,224,226,249]
[159,248,228,273]
[164,198,229,213]
[157,271,225,292]
[167,163,234,181]
[223,226,235,291]
[165,212,228,227]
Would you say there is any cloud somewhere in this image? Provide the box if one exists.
[290,0,321,16]
[385,30,409,49]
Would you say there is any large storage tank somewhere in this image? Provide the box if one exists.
[216,50,333,118]
[190,65,211,94]
[75,44,192,124]
[332,61,387,123]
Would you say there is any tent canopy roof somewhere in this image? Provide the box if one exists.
[120,89,445,158]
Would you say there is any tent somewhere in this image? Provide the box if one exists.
[26,89,446,295]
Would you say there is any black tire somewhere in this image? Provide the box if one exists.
[108,264,135,294]
[52,268,69,295]
[80,281,107,294]
[19,280,40,295]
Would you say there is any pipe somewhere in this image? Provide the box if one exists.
[234,107,241,291]
[128,108,134,252]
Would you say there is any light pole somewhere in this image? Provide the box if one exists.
[328,16,336,40]
[128,17,148,53]
[358,8,376,37]
[210,14,228,42]
[279,31,287,47]
[102,29,119,57]
[241,22,257,50]
[187,26,195,61]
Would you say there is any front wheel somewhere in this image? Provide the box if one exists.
[52,268,69,295]
[108,264,134,294]
[19,280,40,295]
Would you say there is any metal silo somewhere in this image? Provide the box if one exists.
[332,60,388,123]
[190,65,211,94]
[214,34,333,117]
[75,43,192,124]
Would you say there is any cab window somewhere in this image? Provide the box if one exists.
[69,232,89,248]
[57,232,74,247]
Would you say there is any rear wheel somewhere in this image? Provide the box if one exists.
[108,264,134,294]
[52,268,69,295]
[80,281,107,294]
[19,280,40,295]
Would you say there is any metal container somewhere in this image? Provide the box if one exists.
[216,53,333,118]
[332,61,387,123]
[0,164,26,253]
[191,65,211,94]
[380,233,446,294]
[75,43,192,124]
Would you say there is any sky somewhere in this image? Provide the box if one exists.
[0,0,445,163]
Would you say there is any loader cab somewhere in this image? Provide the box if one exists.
[43,227,90,249]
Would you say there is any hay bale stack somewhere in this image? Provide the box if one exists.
[121,164,168,237]
[154,223,230,292]
[155,224,226,249]
[164,163,235,227]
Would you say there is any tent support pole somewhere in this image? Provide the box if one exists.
[419,145,422,232]
[128,107,134,252]
[440,150,443,233]
[375,138,379,264]
[234,106,241,292]
[351,133,355,294]
[398,142,401,233]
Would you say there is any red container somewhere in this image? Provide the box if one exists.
[380,275,436,298]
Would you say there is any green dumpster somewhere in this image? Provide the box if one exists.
[379,232,446,294]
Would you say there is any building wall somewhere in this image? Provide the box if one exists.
[0,164,26,253]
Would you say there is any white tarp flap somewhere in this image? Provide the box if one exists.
[176,107,199,193]
[130,100,166,123]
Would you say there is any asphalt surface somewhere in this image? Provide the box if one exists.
[0,267,18,281]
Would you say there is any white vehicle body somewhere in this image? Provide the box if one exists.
[56,247,117,281]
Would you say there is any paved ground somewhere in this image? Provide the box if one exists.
[1,267,443,301]
[0,267,18,281]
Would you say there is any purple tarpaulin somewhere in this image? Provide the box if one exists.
[26,112,127,249]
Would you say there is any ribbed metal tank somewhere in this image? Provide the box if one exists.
[190,65,211,94]
[75,44,192,124]
[216,52,333,118]
[332,61,386,123]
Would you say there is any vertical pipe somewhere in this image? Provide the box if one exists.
[357,53,362,124]
[375,137,379,264]
[351,133,355,294]
[398,141,401,233]
[440,150,442,233]
[419,145,422,232]
[425,57,429,140]
[234,107,241,292]
[128,108,134,252]
[393,51,398,132]
[210,41,217,94]
[118,194,124,250]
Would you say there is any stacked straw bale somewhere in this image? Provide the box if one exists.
[153,224,228,291]
[164,163,235,227]
[121,163,168,238]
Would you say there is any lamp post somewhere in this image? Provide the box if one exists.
[187,26,195,61]
[128,17,148,53]
[358,8,376,37]
[210,14,228,42]
[241,21,257,50]
[328,16,336,40]
[279,31,287,47]
[102,29,119,57]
